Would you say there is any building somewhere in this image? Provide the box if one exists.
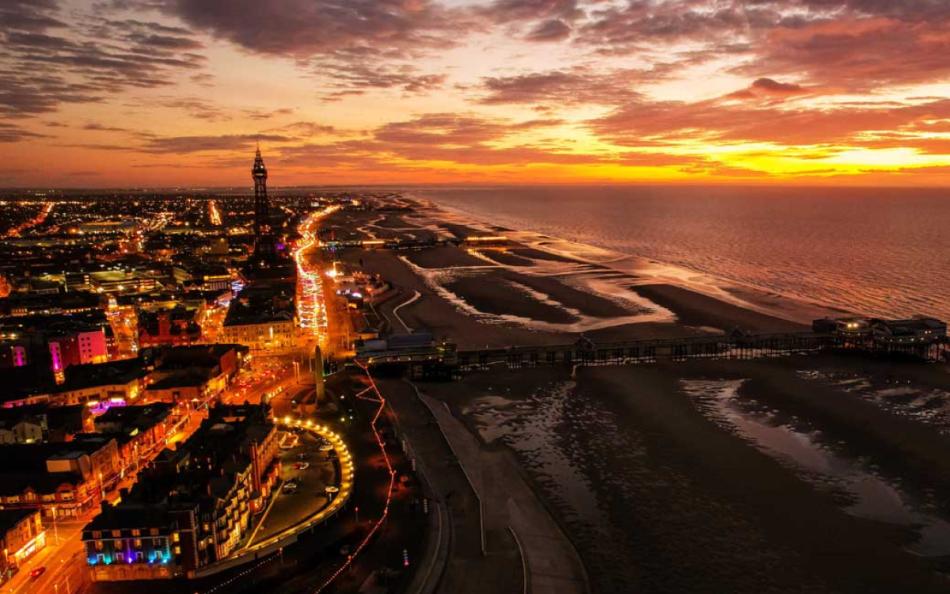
[0,509,45,584]
[86,270,161,295]
[172,262,233,292]
[0,438,121,519]
[138,306,202,347]
[48,325,110,371]
[91,403,174,476]
[0,312,112,373]
[141,344,246,410]
[221,282,296,350]
[812,317,871,337]
[49,358,147,408]
[82,504,196,581]
[82,404,279,581]
[0,291,103,318]
[145,368,225,410]
[871,317,947,346]
[0,409,45,444]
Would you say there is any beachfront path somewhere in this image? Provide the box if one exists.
[383,378,590,594]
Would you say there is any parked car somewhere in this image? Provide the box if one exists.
[30,567,47,579]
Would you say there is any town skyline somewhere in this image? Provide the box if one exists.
[3,0,950,188]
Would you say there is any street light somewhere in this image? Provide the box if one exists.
[51,505,59,544]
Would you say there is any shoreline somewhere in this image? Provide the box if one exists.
[319,197,950,594]
[327,199,822,349]
[413,194,849,326]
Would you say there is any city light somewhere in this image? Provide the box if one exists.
[315,361,396,593]
[294,206,339,341]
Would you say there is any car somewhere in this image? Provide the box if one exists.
[294,462,310,470]
[297,453,308,460]
[30,567,47,579]
[282,481,298,494]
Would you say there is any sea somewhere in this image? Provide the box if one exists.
[414,185,950,322]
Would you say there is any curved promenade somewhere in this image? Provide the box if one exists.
[197,418,355,588]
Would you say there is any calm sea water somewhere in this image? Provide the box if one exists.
[417,186,950,321]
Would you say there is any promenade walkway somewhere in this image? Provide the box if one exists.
[381,379,522,594]
[383,378,589,594]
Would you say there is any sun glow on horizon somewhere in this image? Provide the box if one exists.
[2,0,949,188]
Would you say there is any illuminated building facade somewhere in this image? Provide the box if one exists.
[0,509,46,584]
[82,404,279,581]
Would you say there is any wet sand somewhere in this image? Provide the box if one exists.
[446,274,579,324]
[425,360,950,594]
[501,271,639,318]
[474,249,534,266]
[511,247,583,263]
[402,245,487,268]
[339,248,572,348]
[633,283,807,333]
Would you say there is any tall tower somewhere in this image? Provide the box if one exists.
[252,145,269,238]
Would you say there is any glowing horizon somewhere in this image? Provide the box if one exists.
[2,0,949,188]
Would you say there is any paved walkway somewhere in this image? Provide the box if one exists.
[381,379,522,594]
[412,385,589,594]
[382,378,589,594]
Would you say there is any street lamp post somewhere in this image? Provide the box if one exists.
[52,505,59,544]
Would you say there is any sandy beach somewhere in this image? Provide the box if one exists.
[319,201,950,594]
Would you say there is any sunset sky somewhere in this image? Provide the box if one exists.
[2,0,950,187]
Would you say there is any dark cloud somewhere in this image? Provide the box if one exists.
[317,62,447,100]
[164,0,464,58]
[738,16,950,90]
[0,2,207,117]
[158,0,464,98]
[243,108,295,121]
[479,67,646,106]
[269,122,338,137]
[571,1,950,90]
[525,19,572,42]
[83,122,134,132]
[0,123,48,143]
[158,97,229,121]
[479,0,581,24]
[139,134,293,154]
[590,96,950,149]
[726,77,808,101]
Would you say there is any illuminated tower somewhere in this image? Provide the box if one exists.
[252,145,270,238]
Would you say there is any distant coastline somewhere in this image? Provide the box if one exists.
[411,186,950,323]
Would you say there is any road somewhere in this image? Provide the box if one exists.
[5,369,256,594]
[7,517,88,594]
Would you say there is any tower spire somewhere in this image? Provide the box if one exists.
[251,145,269,239]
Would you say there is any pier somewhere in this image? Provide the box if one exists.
[357,330,950,374]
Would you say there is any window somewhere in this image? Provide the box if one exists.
[112,530,121,538]
[95,541,104,551]
[132,529,141,537]
[134,538,142,547]
[150,528,159,536]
